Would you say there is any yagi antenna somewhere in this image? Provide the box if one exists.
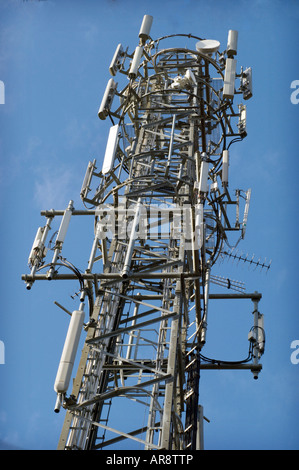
[221,249,271,272]
[210,274,245,293]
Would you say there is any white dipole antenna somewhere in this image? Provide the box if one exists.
[47,200,74,280]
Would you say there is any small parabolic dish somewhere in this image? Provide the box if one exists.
[196,39,220,54]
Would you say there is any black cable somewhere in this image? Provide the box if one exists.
[199,346,253,366]
[36,259,94,317]
[227,136,243,150]
[108,112,115,126]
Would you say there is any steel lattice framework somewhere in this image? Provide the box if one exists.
[22,16,265,450]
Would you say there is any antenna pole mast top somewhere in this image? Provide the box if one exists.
[22,15,264,451]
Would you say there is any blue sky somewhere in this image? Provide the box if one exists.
[0,0,298,450]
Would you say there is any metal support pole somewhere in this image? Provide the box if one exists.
[121,198,141,278]
[196,405,204,450]
[251,292,261,380]
[200,265,211,345]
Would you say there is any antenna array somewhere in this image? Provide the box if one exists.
[22,16,265,450]
[221,249,272,272]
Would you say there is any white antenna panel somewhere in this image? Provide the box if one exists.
[257,314,265,354]
[56,202,73,243]
[242,188,251,239]
[238,104,247,137]
[28,227,44,266]
[195,203,204,249]
[102,124,119,174]
[242,67,253,100]
[223,58,237,99]
[98,78,117,120]
[199,156,209,194]
[109,43,123,77]
[80,160,95,199]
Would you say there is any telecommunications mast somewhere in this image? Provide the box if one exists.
[22,15,265,450]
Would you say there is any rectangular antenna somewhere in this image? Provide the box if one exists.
[122,199,141,278]
[98,78,117,120]
[223,58,237,99]
[242,67,253,100]
[258,314,265,355]
[242,188,251,238]
[109,44,123,76]
[47,200,74,280]
[199,154,209,194]
[56,201,73,243]
[80,159,96,200]
[102,124,119,174]
[238,104,247,137]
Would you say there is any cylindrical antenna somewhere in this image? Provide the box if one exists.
[139,15,153,43]
[222,150,229,186]
[54,308,85,407]
[129,46,143,78]
[199,153,209,195]
[227,30,238,57]
[200,265,211,345]
[195,203,204,249]
[121,199,141,278]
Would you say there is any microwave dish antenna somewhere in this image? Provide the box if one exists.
[196,39,220,54]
